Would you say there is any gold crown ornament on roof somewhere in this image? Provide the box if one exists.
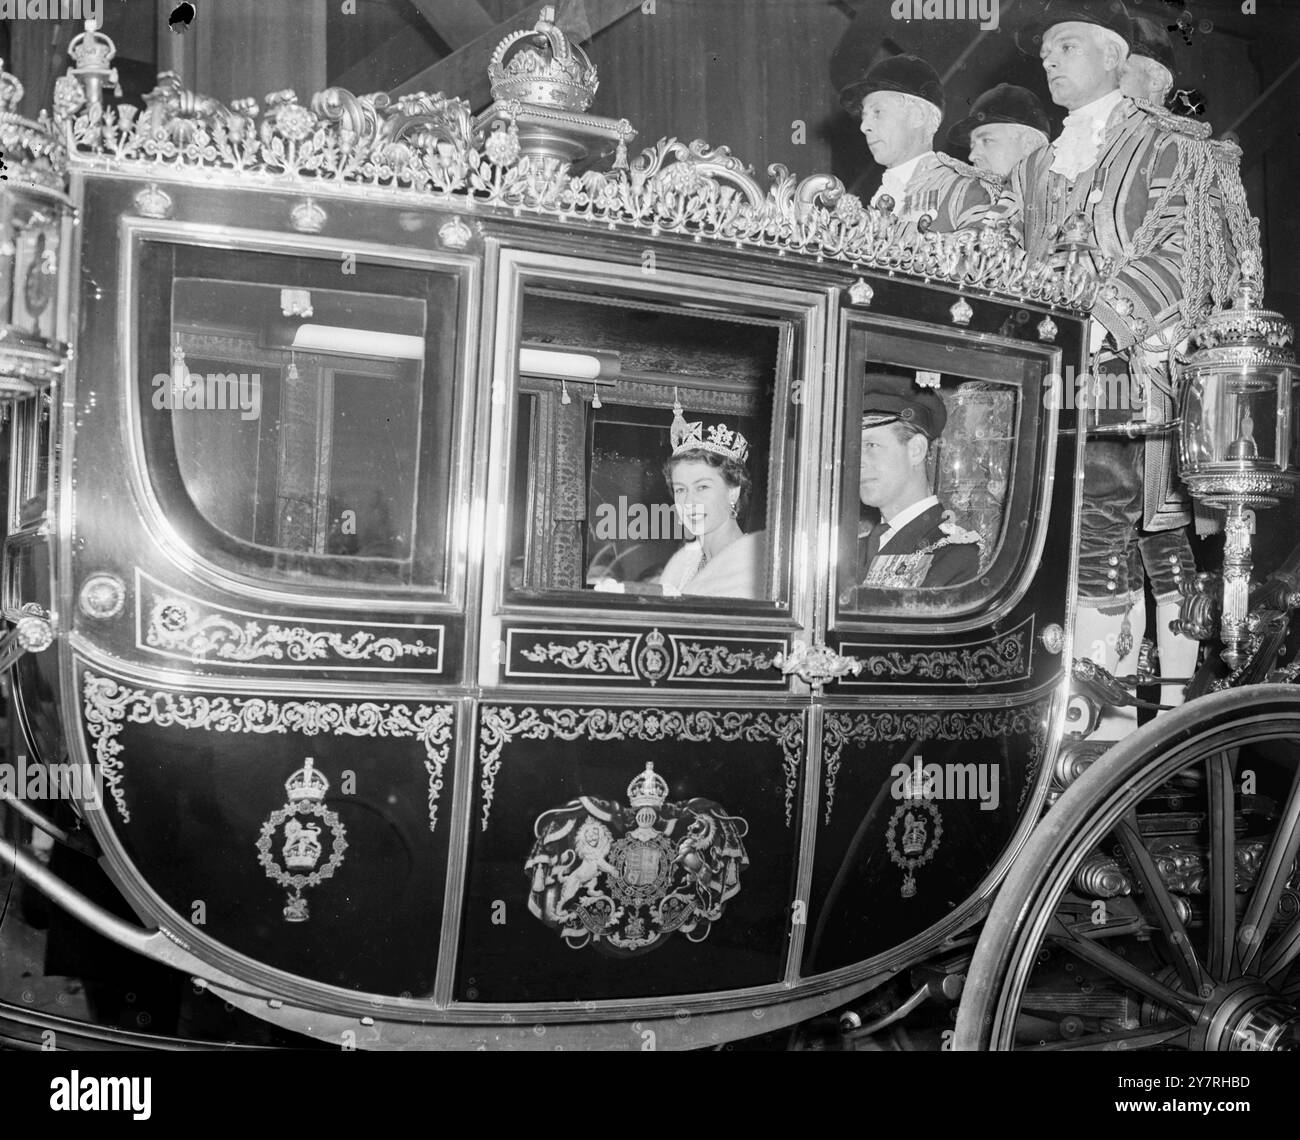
[669,397,749,463]
[0,58,66,193]
[488,5,599,112]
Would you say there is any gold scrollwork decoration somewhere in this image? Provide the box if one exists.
[144,596,439,667]
[820,702,1049,826]
[672,642,775,678]
[519,638,633,674]
[479,706,803,830]
[81,672,453,832]
[854,630,1027,684]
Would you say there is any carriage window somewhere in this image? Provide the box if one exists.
[837,323,1048,617]
[135,243,464,592]
[506,286,795,607]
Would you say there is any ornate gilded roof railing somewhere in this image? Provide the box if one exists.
[56,87,1103,310]
[47,12,1100,311]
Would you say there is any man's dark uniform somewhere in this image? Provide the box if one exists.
[856,371,983,590]
[859,504,982,589]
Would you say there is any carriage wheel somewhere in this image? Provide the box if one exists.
[954,685,1300,1051]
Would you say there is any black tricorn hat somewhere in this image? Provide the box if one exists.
[862,371,947,439]
[1015,0,1134,55]
[839,54,945,117]
[948,84,1052,149]
[1129,14,1175,73]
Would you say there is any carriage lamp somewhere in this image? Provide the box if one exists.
[1177,279,1300,668]
[0,59,69,402]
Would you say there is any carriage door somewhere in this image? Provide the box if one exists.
[460,244,828,1004]
[797,291,1082,978]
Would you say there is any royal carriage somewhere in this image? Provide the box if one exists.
[0,11,1298,1052]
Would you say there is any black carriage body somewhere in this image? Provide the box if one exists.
[3,157,1087,1047]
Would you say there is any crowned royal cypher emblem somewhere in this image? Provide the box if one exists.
[885,756,943,899]
[256,758,348,922]
[526,762,749,953]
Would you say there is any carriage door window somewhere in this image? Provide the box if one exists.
[836,321,1050,618]
[503,278,803,610]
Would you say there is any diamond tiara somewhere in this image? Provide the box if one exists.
[669,398,749,463]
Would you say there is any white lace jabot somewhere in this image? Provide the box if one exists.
[1049,89,1124,181]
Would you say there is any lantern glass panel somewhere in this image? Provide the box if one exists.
[1289,372,1300,475]
[1188,366,1283,468]
[0,194,60,344]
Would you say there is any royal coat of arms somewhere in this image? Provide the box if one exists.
[525,762,749,953]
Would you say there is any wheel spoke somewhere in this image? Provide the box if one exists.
[1260,916,1300,981]
[1238,764,1300,975]
[1022,1022,1188,1052]
[1048,921,1200,1023]
[1206,749,1238,980]
[1116,811,1204,993]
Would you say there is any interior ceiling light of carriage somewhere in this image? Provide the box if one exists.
[519,344,620,383]
[286,324,426,360]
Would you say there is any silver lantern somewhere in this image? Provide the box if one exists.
[1178,280,1300,667]
[0,58,69,402]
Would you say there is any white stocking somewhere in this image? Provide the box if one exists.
[1073,598,1144,741]
[1155,599,1200,709]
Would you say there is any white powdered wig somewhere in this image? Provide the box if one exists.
[1018,125,1050,154]
[887,91,943,137]
[1092,24,1131,66]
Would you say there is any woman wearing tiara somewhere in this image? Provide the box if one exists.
[657,401,768,599]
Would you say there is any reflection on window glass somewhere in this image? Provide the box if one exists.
[136,244,460,592]
[508,287,789,605]
[841,346,1031,612]
[15,395,50,527]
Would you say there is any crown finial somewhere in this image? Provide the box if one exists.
[487,7,599,112]
[67,18,119,106]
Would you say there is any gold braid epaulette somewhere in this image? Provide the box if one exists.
[935,150,1003,190]
[1131,98,1213,140]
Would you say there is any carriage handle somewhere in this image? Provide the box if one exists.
[0,612,54,674]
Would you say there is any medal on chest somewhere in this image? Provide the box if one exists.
[862,551,935,589]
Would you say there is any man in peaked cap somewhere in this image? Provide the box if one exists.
[839,54,998,232]
[991,0,1223,731]
[857,372,982,590]
[1121,13,1176,107]
[948,83,1051,179]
